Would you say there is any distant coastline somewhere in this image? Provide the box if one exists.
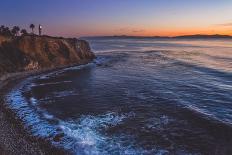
[82,34,232,40]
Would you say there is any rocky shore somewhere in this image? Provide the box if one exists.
[0,35,95,154]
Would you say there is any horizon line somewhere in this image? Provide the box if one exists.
[81,34,232,38]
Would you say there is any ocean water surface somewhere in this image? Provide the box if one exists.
[6,38,232,155]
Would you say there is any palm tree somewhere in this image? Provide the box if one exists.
[2,27,11,36]
[0,25,5,34]
[30,24,35,34]
[21,29,28,35]
[12,26,20,36]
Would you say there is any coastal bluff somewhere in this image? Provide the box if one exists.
[0,35,95,75]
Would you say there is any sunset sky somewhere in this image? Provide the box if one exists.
[1,0,232,37]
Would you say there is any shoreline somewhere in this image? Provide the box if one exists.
[0,60,93,155]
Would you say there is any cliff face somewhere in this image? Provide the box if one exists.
[0,35,11,45]
[0,35,95,75]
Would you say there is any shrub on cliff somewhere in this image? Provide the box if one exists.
[20,29,28,36]
[30,24,35,34]
[0,25,12,36]
[11,26,20,37]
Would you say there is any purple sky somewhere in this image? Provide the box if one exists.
[1,0,232,37]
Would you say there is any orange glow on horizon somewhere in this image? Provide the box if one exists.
[44,23,232,37]
[112,26,232,37]
[57,26,232,37]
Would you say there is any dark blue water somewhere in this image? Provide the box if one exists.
[6,39,232,155]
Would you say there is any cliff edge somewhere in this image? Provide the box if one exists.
[0,35,95,75]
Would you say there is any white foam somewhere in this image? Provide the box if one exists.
[57,112,172,155]
[51,90,78,98]
[43,113,54,120]
[146,115,175,129]
[58,112,137,154]
[29,97,37,105]
[33,81,72,87]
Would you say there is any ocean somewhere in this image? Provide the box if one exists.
[6,38,232,155]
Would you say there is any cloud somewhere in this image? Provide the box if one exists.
[117,27,130,32]
[116,27,145,33]
[217,22,232,27]
[132,29,145,33]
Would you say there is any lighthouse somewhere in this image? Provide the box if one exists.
[39,24,42,36]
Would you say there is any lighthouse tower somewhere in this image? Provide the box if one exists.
[39,24,42,36]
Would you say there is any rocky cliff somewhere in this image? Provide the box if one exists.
[0,35,95,75]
